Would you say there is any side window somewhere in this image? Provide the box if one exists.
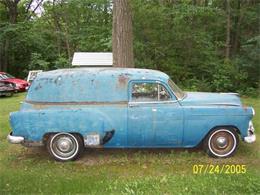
[158,84,171,101]
[131,82,171,102]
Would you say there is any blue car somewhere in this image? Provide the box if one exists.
[7,68,256,161]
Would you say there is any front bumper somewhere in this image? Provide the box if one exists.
[244,134,256,143]
[243,121,256,143]
[7,132,24,144]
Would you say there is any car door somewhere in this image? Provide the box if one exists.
[127,80,183,147]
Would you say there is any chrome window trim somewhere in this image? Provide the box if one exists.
[128,100,179,105]
[176,92,187,101]
[167,79,186,100]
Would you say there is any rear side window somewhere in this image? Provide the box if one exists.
[131,82,170,102]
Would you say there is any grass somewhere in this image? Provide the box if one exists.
[0,93,259,194]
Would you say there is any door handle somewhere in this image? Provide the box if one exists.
[129,103,138,107]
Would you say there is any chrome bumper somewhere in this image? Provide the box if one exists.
[7,132,24,144]
[243,120,256,143]
[244,134,256,143]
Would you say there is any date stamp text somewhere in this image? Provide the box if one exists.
[192,164,247,174]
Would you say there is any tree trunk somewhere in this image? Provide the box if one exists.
[0,42,3,71]
[59,2,72,61]
[233,0,241,55]
[225,0,231,60]
[112,0,134,68]
[0,0,20,71]
[64,26,71,61]
[8,0,19,23]
[205,0,208,6]
[3,39,9,72]
[52,0,63,57]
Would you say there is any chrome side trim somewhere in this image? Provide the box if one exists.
[183,103,241,107]
[7,132,24,144]
[220,92,239,96]
[25,100,128,106]
[202,103,241,106]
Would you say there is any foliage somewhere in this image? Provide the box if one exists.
[131,0,259,95]
[28,53,50,71]
[0,0,259,95]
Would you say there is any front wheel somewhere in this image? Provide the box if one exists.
[47,133,84,162]
[204,128,239,158]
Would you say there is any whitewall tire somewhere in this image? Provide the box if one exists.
[204,128,239,158]
[47,133,83,162]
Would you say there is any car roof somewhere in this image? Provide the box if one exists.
[27,68,171,103]
[40,68,170,82]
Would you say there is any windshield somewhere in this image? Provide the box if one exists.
[168,79,186,100]
[0,73,14,79]
[4,73,14,79]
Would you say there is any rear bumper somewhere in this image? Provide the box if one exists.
[7,132,43,146]
[7,132,24,144]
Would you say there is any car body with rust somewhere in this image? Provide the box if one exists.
[7,68,256,161]
[0,80,15,97]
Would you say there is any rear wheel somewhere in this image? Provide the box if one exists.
[204,128,238,158]
[47,133,84,162]
[5,92,13,97]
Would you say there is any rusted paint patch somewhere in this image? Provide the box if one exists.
[34,83,42,91]
[118,75,128,85]
[32,104,50,110]
[117,73,130,88]
[243,106,248,112]
[54,76,62,85]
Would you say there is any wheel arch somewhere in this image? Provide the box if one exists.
[43,132,84,145]
[196,125,241,148]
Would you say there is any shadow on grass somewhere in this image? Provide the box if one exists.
[10,140,258,168]
[18,146,205,164]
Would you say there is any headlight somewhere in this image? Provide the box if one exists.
[15,83,22,88]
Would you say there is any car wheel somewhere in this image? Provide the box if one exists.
[47,133,84,162]
[6,92,13,97]
[204,128,238,158]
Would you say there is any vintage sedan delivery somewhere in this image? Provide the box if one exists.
[8,68,256,161]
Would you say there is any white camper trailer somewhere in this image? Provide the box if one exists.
[72,52,113,67]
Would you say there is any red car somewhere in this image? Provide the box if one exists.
[0,80,15,97]
[0,72,29,91]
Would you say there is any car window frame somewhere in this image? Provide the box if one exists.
[128,80,177,104]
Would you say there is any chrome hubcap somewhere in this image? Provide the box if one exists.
[216,136,227,148]
[209,129,236,157]
[51,134,78,159]
[57,137,73,152]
